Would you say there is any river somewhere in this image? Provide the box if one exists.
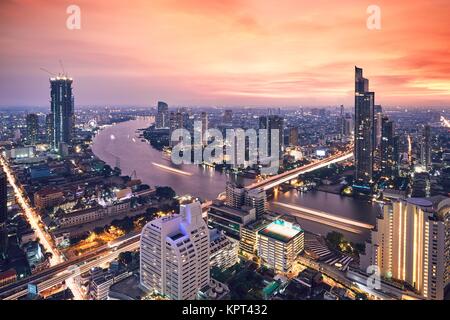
[91,118,379,243]
[91,118,236,201]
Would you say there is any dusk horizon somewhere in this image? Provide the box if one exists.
[1,0,450,107]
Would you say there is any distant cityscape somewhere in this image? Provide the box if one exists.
[0,65,449,302]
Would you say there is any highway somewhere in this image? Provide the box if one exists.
[270,202,374,234]
[246,150,353,191]
[0,233,140,300]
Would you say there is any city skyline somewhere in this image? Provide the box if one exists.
[1,0,450,108]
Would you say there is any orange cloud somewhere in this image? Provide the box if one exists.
[0,0,449,107]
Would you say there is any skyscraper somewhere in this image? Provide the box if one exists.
[338,104,345,136]
[245,188,267,219]
[201,111,208,146]
[140,202,210,300]
[374,105,383,149]
[259,115,284,165]
[49,76,74,151]
[354,67,375,185]
[26,113,39,145]
[380,116,397,178]
[0,169,8,260]
[360,197,450,300]
[420,124,432,170]
[343,113,354,137]
[288,127,299,147]
[225,180,245,208]
[155,101,169,129]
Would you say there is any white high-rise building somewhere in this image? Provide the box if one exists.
[360,197,450,300]
[140,202,210,300]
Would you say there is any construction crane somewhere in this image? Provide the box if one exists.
[40,67,57,77]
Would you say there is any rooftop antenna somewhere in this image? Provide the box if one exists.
[59,59,66,77]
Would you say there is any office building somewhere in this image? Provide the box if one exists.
[420,125,432,170]
[354,66,375,185]
[26,113,39,145]
[360,197,450,300]
[140,202,210,300]
[207,201,256,240]
[257,219,304,272]
[225,181,245,208]
[343,114,354,137]
[288,127,299,146]
[155,101,169,129]
[49,76,74,151]
[374,105,383,149]
[225,180,267,219]
[245,187,267,218]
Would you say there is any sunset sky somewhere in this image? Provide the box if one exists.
[0,0,449,107]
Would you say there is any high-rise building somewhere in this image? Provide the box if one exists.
[225,180,245,208]
[257,219,304,272]
[0,169,8,260]
[201,112,208,146]
[155,101,169,129]
[288,127,299,147]
[26,113,39,145]
[140,202,210,300]
[225,179,267,219]
[49,76,74,151]
[374,105,383,149]
[169,110,186,147]
[360,197,450,300]
[380,116,397,178]
[354,67,375,185]
[420,125,432,170]
[45,113,53,145]
[338,105,345,136]
[343,113,354,137]
[259,115,284,164]
[245,188,267,219]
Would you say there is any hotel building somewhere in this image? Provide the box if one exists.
[140,202,210,300]
[360,197,450,300]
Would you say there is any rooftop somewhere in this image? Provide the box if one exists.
[259,219,303,243]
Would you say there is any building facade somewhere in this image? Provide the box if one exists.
[360,197,450,300]
[354,66,375,185]
[155,101,169,129]
[257,219,304,272]
[49,76,74,151]
[140,202,210,300]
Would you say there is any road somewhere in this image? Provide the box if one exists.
[0,156,84,298]
[0,232,140,300]
[246,150,353,191]
[271,201,374,234]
